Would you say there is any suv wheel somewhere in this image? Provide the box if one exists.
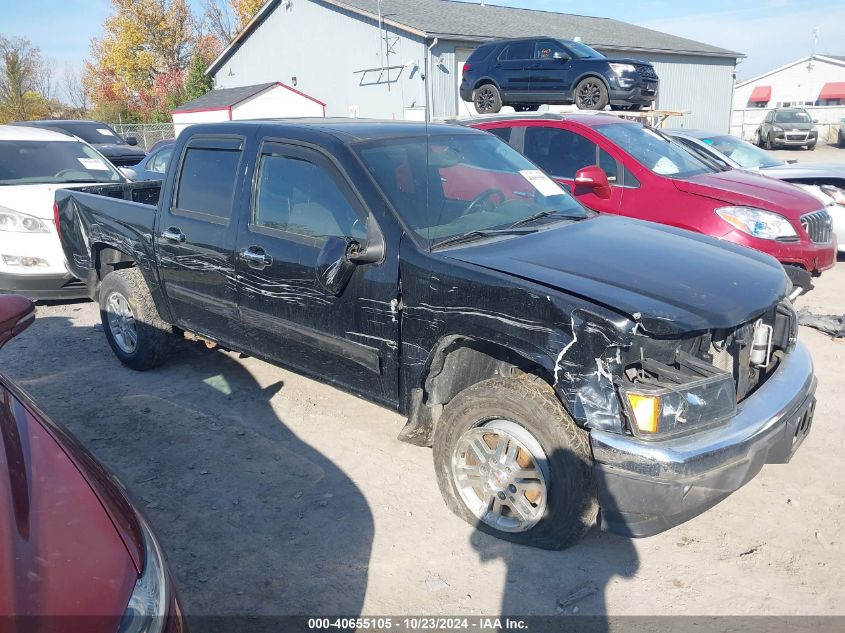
[474,84,502,114]
[433,375,597,550]
[764,133,774,150]
[574,78,608,110]
[99,267,174,370]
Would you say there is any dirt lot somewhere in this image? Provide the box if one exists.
[769,142,845,163]
[4,263,845,617]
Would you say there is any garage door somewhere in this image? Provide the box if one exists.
[455,48,480,117]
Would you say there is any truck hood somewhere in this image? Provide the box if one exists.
[0,381,137,620]
[0,183,104,219]
[673,169,822,218]
[94,144,146,159]
[445,215,788,336]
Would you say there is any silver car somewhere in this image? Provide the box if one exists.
[667,129,845,252]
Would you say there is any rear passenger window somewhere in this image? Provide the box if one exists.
[253,151,366,242]
[500,42,532,61]
[176,145,242,219]
[524,127,618,182]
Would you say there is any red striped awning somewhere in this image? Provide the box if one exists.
[748,85,772,103]
[819,82,845,100]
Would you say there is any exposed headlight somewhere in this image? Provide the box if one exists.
[609,63,636,74]
[772,125,784,133]
[0,205,50,233]
[119,516,170,633]
[619,364,736,438]
[716,206,797,240]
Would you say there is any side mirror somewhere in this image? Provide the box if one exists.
[553,53,569,62]
[813,119,819,124]
[574,165,612,199]
[316,237,357,296]
[119,167,138,180]
[0,295,35,349]
[125,136,139,146]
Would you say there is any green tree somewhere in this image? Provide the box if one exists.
[0,35,52,122]
[183,53,213,102]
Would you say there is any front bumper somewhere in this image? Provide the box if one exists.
[591,340,816,537]
[772,131,817,147]
[609,77,658,106]
[0,271,88,300]
[721,228,836,274]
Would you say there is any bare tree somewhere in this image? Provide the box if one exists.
[62,64,90,115]
[201,0,234,43]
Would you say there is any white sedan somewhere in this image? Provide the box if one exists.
[0,125,126,299]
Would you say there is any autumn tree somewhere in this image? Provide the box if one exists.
[202,0,264,42]
[86,0,197,121]
[0,35,54,122]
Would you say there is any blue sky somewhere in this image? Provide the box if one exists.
[2,0,844,89]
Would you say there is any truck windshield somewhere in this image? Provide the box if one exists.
[355,134,589,247]
[0,140,124,185]
[596,123,713,178]
[699,134,783,169]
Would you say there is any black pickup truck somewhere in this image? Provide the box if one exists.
[55,120,816,549]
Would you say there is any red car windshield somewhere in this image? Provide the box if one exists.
[356,134,588,246]
[595,123,713,179]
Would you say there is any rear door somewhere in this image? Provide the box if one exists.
[495,41,533,96]
[233,138,400,405]
[529,39,573,101]
[521,125,626,214]
[155,135,245,340]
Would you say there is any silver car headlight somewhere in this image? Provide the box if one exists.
[820,184,845,206]
[118,516,170,633]
[609,62,636,74]
[716,206,797,240]
[0,205,50,233]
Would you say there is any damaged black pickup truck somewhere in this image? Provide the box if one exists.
[55,120,816,549]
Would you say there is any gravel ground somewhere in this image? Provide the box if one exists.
[3,264,845,618]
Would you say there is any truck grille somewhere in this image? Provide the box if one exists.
[801,209,832,243]
[635,64,658,80]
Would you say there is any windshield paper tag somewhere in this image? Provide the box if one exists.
[96,128,115,136]
[78,157,109,170]
[519,170,564,197]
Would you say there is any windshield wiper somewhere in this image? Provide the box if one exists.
[509,210,586,228]
[432,227,538,250]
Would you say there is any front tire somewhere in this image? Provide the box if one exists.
[433,375,597,550]
[764,132,774,150]
[574,77,608,110]
[99,267,174,370]
[473,84,502,114]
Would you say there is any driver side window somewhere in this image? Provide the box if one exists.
[524,127,619,182]
[253,150,366,242]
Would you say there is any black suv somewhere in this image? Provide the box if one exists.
[460,37,658,113]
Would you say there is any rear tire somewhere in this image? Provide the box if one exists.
[433,375,597,550]
[473,84,502,114]
[574,77,609,110]
[99,267,173,370]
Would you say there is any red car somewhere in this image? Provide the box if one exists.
[0,295,184,632]
[470,114,836,292]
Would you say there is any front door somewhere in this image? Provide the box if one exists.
[155,135,246,340]
[529,39,573,101]
[234,140,400,405]
[521,125,625,214]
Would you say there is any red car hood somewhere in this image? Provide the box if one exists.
[674,169,822,219]
[0,378,136,621]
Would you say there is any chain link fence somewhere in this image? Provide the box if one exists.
[110,123,176,151]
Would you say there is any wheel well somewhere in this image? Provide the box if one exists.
[94,245,136,281]
[574,73,609,91]
[473,78,500,92]
[398,337,554,447]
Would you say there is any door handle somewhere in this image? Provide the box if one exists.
[161,227,186,243]
[239,247,272,269]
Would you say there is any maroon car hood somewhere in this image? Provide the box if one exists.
[0,379,136,621]
[674,169,822,219]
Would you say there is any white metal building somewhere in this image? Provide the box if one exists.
[171,81,326,135]
[733,55,845,110]
[207,0,743,132]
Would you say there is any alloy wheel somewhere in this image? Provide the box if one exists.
[577,81,602,108]
[106,291,138,354]
[475,87,496,113]
[451,419,549,533]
